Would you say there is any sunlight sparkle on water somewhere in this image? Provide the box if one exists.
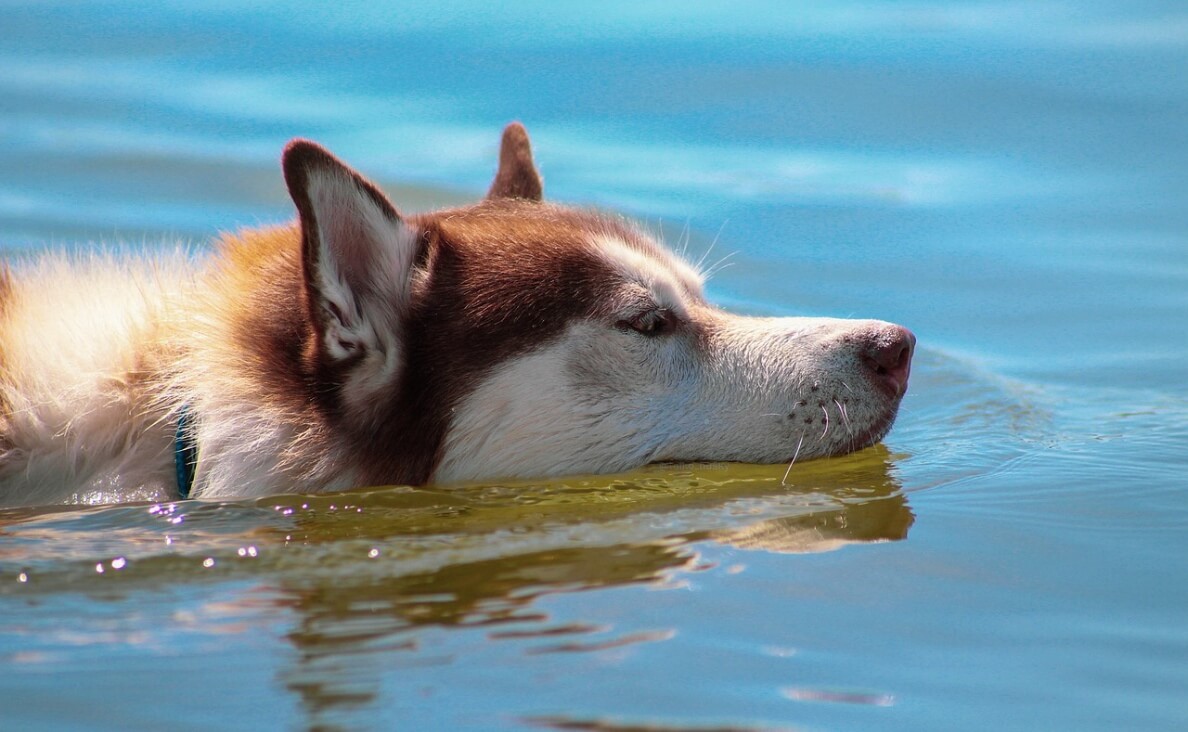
[783,688,895,706]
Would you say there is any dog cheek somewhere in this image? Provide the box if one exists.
[565,330,636,401]
[565,328,689,408]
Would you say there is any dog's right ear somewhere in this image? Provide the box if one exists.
[282,140,419,418]
[486,122,543,201]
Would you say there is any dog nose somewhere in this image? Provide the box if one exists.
[860,325,915,397]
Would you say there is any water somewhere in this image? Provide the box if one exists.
[1,2,1186,730]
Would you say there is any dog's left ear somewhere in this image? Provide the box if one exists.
[283,140,419,419]
[486,122,543,201]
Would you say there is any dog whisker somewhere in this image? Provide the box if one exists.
[834,398,852,435]
[701,252,737,282]
[694,220,729,276]
[678,219,692,258]
[780,433,805,487]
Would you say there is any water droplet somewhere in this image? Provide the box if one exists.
[202,558,215,568]
[111,557,127,570]
[95,563,105,574]
[17,572,28,583]
[368,548,380,559]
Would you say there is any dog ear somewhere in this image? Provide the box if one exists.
[486,122,543,201]
[282,140,419,415]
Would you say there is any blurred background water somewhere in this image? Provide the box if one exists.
[0,2,1185,730]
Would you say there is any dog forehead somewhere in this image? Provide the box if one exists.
[422,199,626,249]
[419,200,702,310]
[589,233,703,311]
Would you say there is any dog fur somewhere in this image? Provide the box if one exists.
[0,123,914,507]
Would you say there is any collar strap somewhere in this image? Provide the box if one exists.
[174,404,198,499]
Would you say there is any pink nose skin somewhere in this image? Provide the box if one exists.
[861,325,915,397]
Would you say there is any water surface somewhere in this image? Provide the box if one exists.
[1,2,1186,730]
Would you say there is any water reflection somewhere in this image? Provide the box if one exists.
[278,541,698,722]
[268,448,912,724]
[711,494,912,554]
[0,446,912,728]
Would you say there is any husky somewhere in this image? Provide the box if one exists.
[0,123,914,507]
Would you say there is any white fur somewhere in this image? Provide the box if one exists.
[304,167,419,425]
[438,234,904,483]
[0,252,192,504]
[436,340,661,482]
[593,233,703,312]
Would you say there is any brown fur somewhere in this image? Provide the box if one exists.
[355,202,642,485]
[250,126,681,486]
[213,225,316,404]
[201,198,654,487]
[487,122,544,201]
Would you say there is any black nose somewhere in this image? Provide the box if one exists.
[860,325,915,397]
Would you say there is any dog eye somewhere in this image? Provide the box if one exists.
[617,309,675,337]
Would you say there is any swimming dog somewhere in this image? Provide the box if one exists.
[0,123,914,506]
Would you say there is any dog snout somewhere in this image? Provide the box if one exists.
[859,325,915,397]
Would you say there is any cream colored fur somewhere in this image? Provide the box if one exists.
[0,252,193,504]
[0,242,357,506]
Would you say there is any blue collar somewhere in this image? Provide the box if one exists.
[174,404,198,499]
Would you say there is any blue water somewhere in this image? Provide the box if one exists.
[1,2,1186,730]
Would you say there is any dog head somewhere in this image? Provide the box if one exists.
[279,123,914,486]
